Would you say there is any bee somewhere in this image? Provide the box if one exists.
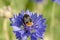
[23,14,33,26]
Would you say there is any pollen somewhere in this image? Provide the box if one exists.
[26,22,33,27]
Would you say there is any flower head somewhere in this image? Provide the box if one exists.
[29,0,43,3]
[0,6,12,18]
[52,0,60,4]
[34,0,43,3]
[10,10,46,40]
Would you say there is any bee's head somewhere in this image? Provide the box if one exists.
[23,14,33,26]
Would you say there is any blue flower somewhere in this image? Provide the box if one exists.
[52,0,60,4]
[10,10,46,40]
[29,0,43,3]
[34,0,43,2]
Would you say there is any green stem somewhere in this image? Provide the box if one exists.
[50,3,56,40]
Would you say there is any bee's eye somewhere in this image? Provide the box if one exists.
[30,19,32,22]
[26,22,28,23]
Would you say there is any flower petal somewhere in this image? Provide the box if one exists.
[31,13,37,22]
[12,26,22,31]
[14,31,21,39]
[25,10,32,16]
[10,14,23,27]
[31,35,37,40]
[22,35,27,40]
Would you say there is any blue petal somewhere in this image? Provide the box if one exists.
[20,10,25,16]
[34,0,43,2]
[12,26,22,31]
[38,19,46,28]
[34,14,43,23]
[25,10,32,16]
[24,30,31,36]
[32,14,46,39]
[29,0,43,3]
[14,31,21,39]
[13,29,25,39]
[31,13,37,22]
[36,28,44,35]
[31,35,37,40]
[18,13,23,18]
[52,0,60,4]
[34,18,46,28]
[21,35,27,40]
[10,14,23,27]
[52,0,55,1]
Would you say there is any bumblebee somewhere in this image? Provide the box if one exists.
[23,14,33,26]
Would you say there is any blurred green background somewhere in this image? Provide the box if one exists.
[0,0,60,40]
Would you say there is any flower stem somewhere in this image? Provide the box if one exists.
[50,3,56,40]
[3,18,9,40]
